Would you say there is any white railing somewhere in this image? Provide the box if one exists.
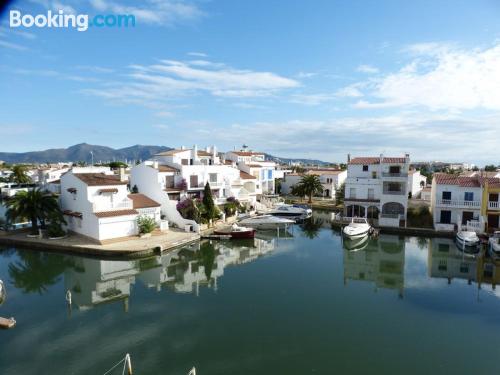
[93,200,133,212]
[461,220,482,233]
[489,201,500,210]
[436,199,481,208]
[382,172,408,178]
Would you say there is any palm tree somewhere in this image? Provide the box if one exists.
[5,188,64,235]
[9,165,32,184]
[298,175,323,203]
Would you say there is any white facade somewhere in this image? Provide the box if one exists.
[430,174,484,233]
[407,170,427,198]
[344,155,410,227]
[280,169,347,200]
[60,167,141,242]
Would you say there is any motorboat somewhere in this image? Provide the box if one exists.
[0,317,15,329]
[343,235,369,252]
[214,224,256,239]
[268,203,312,219]
[456,231,480,248]
[488,231,500,260]
[239,215,295,230]
[342,218,372,239]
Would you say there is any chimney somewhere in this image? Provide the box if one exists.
[212,145,217,159]
[181,145,185,150]
[193,144,198,161]
[153,160,159,169]
[405,153,410,164]
[347,153,351,163]
[119,167,127,182]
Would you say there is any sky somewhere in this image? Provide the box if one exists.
[1,0,500,164]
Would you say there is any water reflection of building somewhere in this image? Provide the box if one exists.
[343,234,406,298]
[64,258,138,311]
[427,238,477,284]
[477,257,500,291]
[139,238,276,295]
[63,237,276,311]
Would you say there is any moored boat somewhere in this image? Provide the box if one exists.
[488,231,500,260]
[214,224,256,239]
[456,231,480,248]
[342,218,372,239]
[268,203,312,219]
[239,215,295,230]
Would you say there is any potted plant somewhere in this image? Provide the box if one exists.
[137,215,156,238]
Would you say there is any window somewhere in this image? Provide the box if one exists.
[209,173,217,183]
[438,260,447,271]
[268,170,273,179]
[368,188,374,200]
[440,210,451,224]
[438,243,450,252]
[388,183,401,192]
[372,171,377,178]
[442,191,451,200]
[181,159,188,165]
[464,192,474,201]
[389,166,400,174]
[362,165,369,172]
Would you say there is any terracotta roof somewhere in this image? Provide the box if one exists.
[128,193,161,208]
[94,209,138,218]
[156,165,178,173]
[165,187,182,193]
[74,173,127,186]
[349,157,407,165]
[155,149,188,156]
[246,164,263,168]
[240,171,256,180]
[230,151,264,157]
[306,169,344,176]
[99,188,118,193]
[63,210,82,218]
[223,160,233,165]
[434,174,481,187]
[197,150,212,157]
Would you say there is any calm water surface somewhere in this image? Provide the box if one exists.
[1,222,500,375]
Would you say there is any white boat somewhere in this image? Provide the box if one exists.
[268,203,312,219]
[456,231,480,248]
[239,215,295,230]
[342,218,371,239]
[488,231,500,260]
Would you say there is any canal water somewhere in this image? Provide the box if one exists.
[1,224,500,375]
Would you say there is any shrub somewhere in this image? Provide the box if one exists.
[177,198,201,223]
[47,213,66,238]
[137,215,156,234]
[407,206,433,228]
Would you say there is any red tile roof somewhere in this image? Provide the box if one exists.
[94,209,138,218]
[74,173,127,186]
[349,157,407,165]
[240,171,256,180]
[156,165,179,173]
[434,173,482,187]
[246,164,263,168]
[128,193,161,208]
[99,188,118,193]
[63,210,82,218]
[197,150,212,157]
[230,151,264,156]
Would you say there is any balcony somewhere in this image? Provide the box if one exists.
[93,200,133,212]
[382,189,406,195]
[436,199,481,209]
[382,172,408,178]
[488,201,500,210]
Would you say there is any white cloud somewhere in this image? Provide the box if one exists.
[188,52,208,57]
[335,84,364,98]
[290,93,335,106]
[354,42,500,111]
[357,64,379,74]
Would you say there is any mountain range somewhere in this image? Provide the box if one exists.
[0,143,332,165]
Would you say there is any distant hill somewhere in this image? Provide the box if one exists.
[0,143,332,165]
[0,143,172,163]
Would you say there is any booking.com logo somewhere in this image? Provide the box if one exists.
[9,10,135,32]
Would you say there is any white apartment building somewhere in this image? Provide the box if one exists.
[407,170,427,198]
[60,167,161,242]
[130,146,259,231]
[344,154,410,227]
[280,168,347,200]
[430,174,484,233]
[225,150,277,195]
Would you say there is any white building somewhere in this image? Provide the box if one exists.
[130,146,259,231]
[60,167,161,242]
[407,170,427,198]
[420,187,432,201]
[280,168,347,200]
[344,154,411,227]
[430,174,484,233]
[225,150,277,195]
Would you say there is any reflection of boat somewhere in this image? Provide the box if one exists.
[268,203,312,219]
[343,235,369,251]
[488,231,500,260]
[343,218,371,239]
[456,231,480,253]
[239,215,295,230]
[214,224,256,239]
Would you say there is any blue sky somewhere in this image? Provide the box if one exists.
[1,0,500,164]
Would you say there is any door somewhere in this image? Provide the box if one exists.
[442,191,451,200]
[462,211,474,224]
[440,210,451,224]
[488,214,500,230]
[190,175,198,188]
[165,175,174,188]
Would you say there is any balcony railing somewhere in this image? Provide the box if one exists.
[436,199,481,208]
[93,200,133,212]
[382,172,408,178]
[380,213,404,219]
[488,201,500,210]
[382,190,406,195]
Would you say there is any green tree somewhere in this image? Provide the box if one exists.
[298,175,323,203]
[9,165,32,184]
[335,182,345,206]
[108,161,128,169]
[5,189,64,235]
[202,182,219,224]
[485,164,498,172]
[291,183,306,201]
